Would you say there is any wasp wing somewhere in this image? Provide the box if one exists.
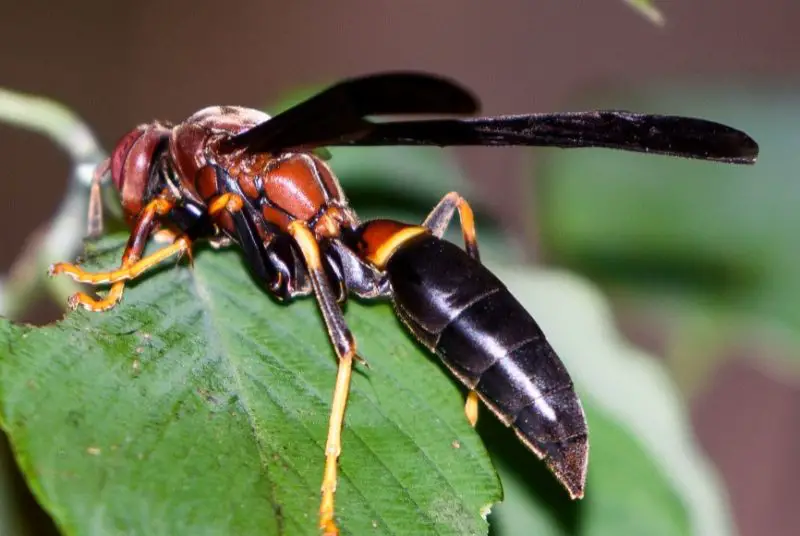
[328,110,759,164]
[225,72,479,154]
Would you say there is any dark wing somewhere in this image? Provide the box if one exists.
[224,71,479,154]
[326,110,759,164]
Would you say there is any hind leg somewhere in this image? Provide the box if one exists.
[422,192,482,426]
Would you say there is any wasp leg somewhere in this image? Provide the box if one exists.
[208,192,245,216]
[206,192,248,248]
[464,391,480,428]
[288,220,366,536]
[51,236,190,285]
[205,191,262,255]
[153,228,180,244]
[422,191,480,261]
[49,198,176,311]
[423,192,483,424]
[86,158,111,239]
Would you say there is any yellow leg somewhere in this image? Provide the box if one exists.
[425,194,482,427]
[49,197,180,312]
[319,350,353,536]
[465,391,479,427]
[67,282,126,312]
[288,220,364,535]
[50,236,190,286]
[208,192,244,215]
[422,191,480,260]
[425,193,483,429]
[51,234,190,312]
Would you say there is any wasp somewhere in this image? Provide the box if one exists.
[48,72,759,535]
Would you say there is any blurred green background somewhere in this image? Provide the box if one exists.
[1,1,798,535]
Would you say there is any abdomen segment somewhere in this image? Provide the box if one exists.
[386,233,588,498]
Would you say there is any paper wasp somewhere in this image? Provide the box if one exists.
[48,72,758,535]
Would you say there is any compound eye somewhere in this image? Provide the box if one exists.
[110,127,147,191]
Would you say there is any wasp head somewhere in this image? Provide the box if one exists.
[109,123,170,220]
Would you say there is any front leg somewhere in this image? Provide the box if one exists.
[49,197,181,311]
[288,220,367,536]
[86,158,111,239]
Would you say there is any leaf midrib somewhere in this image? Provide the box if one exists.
[187,262,287,535]
[202,265,401,534]
[196,253,480,535]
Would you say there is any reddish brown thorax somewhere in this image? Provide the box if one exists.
[107,105,358,239]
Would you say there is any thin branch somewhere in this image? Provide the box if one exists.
[0,88,110,319]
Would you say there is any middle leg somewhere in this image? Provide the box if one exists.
[288,220,364,536]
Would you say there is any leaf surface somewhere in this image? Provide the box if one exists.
[0,237,500,535]
[535,85,800,378]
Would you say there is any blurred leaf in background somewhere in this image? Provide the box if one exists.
[534,85,800,396]
[622,0,665,25]
[486,268,733,536]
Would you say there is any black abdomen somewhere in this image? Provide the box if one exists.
[386,234,588,497]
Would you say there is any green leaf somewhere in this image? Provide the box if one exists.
[488,267,735,536]
[488,407,691,536]
[0,236,500,535]
[580,407,688,536]
[0,238,730,535]
[536,85,800,377]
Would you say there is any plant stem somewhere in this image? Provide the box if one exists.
[0,88,108,319]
